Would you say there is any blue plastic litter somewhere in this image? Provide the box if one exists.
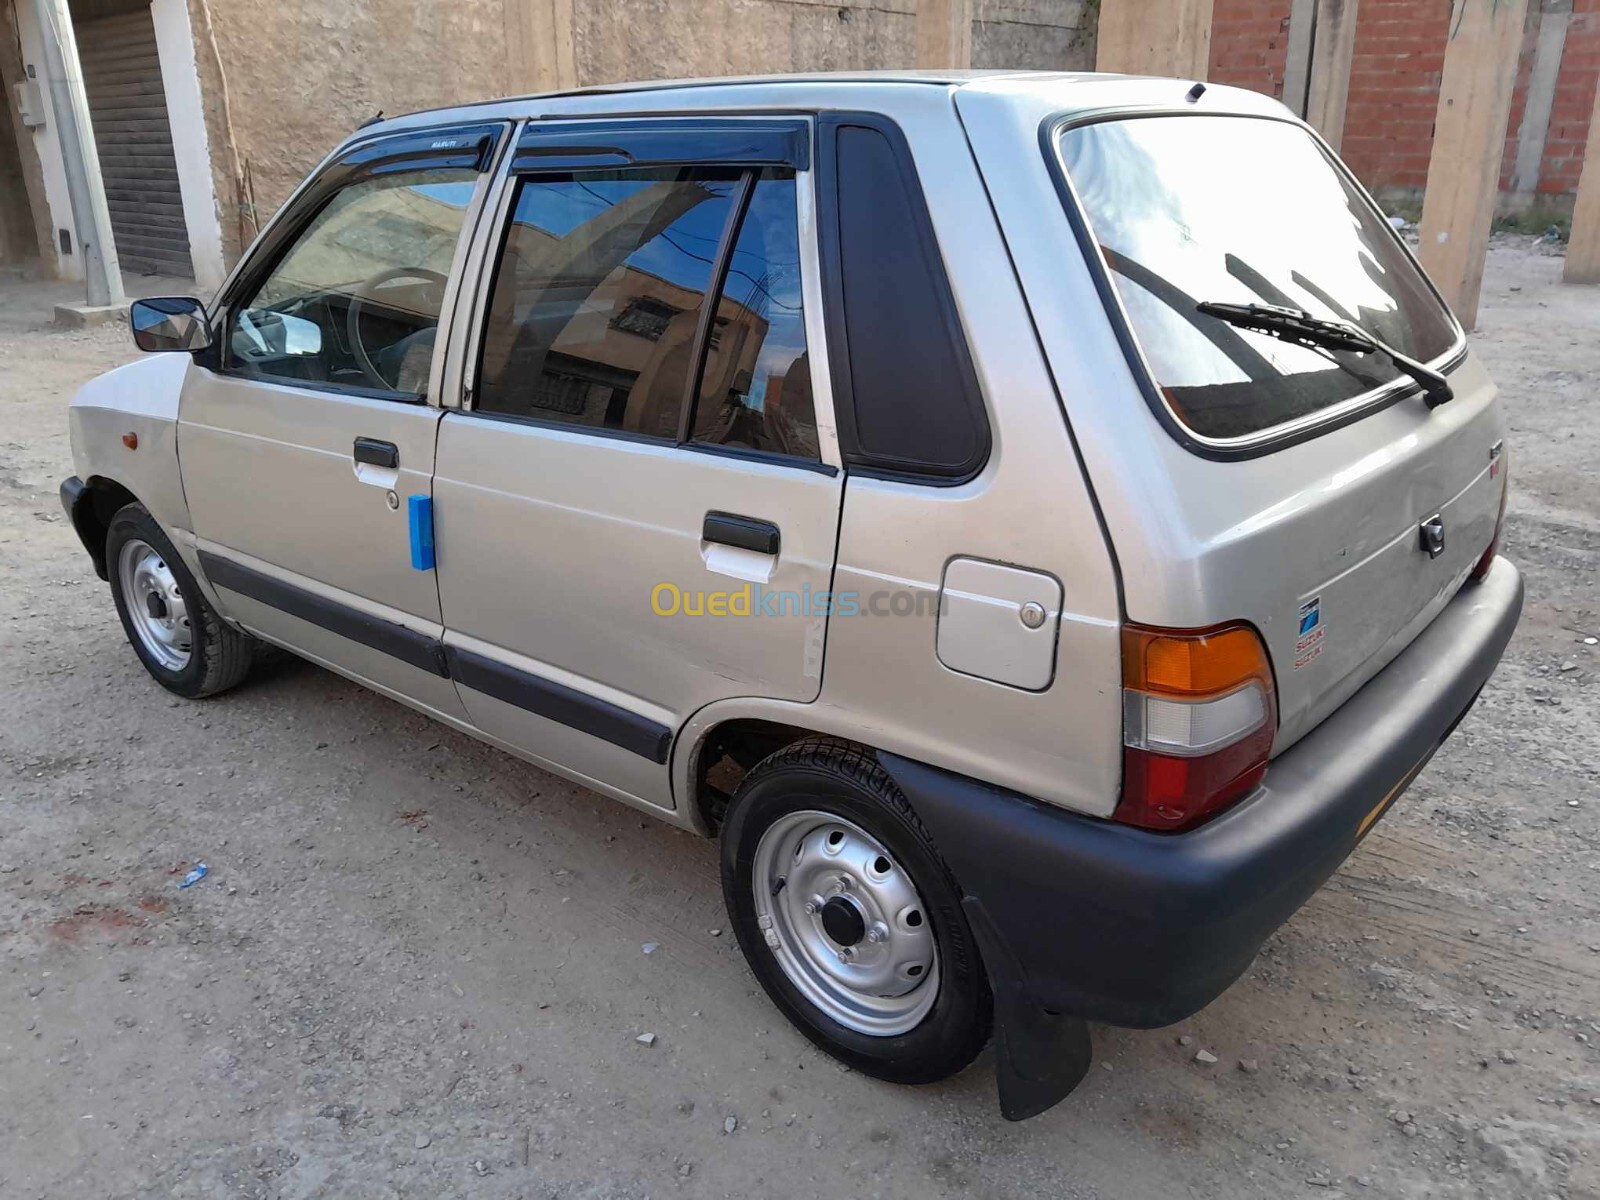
[178,862,209,889]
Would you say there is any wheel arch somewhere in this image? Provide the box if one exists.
[67,475,142,579]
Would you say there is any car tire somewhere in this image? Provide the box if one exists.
[106,503,254,699]
[721,737,992,1084]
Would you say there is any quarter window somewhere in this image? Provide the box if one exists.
[227,168,478,397]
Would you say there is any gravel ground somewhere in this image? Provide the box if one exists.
[1,238,1597,1200]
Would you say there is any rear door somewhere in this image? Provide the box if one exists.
[433,119,843,811]
[179,125,506,719]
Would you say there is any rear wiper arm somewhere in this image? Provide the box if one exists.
[1196,300,1454,408]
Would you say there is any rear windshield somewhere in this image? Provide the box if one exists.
[1057,115,1458,442]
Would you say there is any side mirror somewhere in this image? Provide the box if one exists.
[130,296,213,353]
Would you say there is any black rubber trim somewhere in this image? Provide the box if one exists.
[816,112,992,485]
[217,120,511,318]
[340,123,504,174]
[881,561,1523,1028]
[446,645,673,764]
[353,437,399,468]
[703,511,780,555]
[60,476,110,580]
[512,117,809,172]
[198,551,449,677]
[1038,109,1469,462]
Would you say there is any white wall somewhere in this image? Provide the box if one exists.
[13,0,80,280]
[151,0,225,292]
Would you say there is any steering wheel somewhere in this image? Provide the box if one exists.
[345,266,449,390]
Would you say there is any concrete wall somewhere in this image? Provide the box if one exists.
[187,0,1093,267]
[188,0,510,266]
[974,0,1097,69]
[573,0,1093,84]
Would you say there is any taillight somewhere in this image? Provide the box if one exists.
[1472,446,1508,581]
[1116,622,1277,832]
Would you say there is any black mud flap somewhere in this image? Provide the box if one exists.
[965,898,1092,1121]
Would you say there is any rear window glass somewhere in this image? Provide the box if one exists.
[1058,115,1458,442]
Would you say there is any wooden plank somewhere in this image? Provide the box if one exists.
[504,0,577,93]
[916,0,973,68]
[1305,0,1361,150]
[1565,80,1600,285]
[1095,0,1214,78]
[1418,0,1531,329]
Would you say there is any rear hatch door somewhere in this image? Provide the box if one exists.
[959,91,1508,750]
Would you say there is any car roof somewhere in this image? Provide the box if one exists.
[352,69,1277,144]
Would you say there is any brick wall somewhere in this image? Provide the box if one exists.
[1210,0,1291,97]
[1543,2,1600,194]
[1208,0,1598,201]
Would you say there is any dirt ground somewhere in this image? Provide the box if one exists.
[0,238,1596,1200]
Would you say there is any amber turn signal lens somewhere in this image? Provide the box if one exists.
[121,432,138,450]
[1122,623,1273,698]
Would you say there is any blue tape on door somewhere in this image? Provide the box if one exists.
[408,495,435,571]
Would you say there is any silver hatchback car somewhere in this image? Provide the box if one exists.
[62,71,1522,1119]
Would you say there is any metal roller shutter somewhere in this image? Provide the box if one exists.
[77,7,193,277]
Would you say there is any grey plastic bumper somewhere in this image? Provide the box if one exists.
[882,560,1524,1029]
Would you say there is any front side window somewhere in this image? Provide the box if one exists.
[1058,115,1458,442]
[477,164,818,460]
[228,167,478,397]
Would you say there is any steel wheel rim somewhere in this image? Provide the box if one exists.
[118,539,191,672]
[752,810,940,1036]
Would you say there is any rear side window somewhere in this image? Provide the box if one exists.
[476,168,740,439]
[1057,115,1459,443]
[476,164,819,459]
[690,170,818,460]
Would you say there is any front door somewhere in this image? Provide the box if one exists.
[433,120,843,811]
[180,125,506,719]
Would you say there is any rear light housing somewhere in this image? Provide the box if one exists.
[1117,622,1277,832]
[1472,445,1508,581]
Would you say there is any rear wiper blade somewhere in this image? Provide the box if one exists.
[1196,300,1454,408]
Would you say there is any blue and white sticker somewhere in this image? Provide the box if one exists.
[1295,596,1325,670]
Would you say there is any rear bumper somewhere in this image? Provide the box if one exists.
[882,559,1523,1028]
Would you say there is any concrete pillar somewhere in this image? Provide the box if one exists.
[917,0,974,69]
[1283,0,1361,150]
[1096,0,1214,79]
[1418,0,1530,329]
[29,0,123,307]
[1508,2,1570,211]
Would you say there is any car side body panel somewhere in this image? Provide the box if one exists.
[68,354,192,539]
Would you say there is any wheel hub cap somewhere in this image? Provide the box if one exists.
[819,896,866,946]
[752,810,939,1036]
[118,539,192,672]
